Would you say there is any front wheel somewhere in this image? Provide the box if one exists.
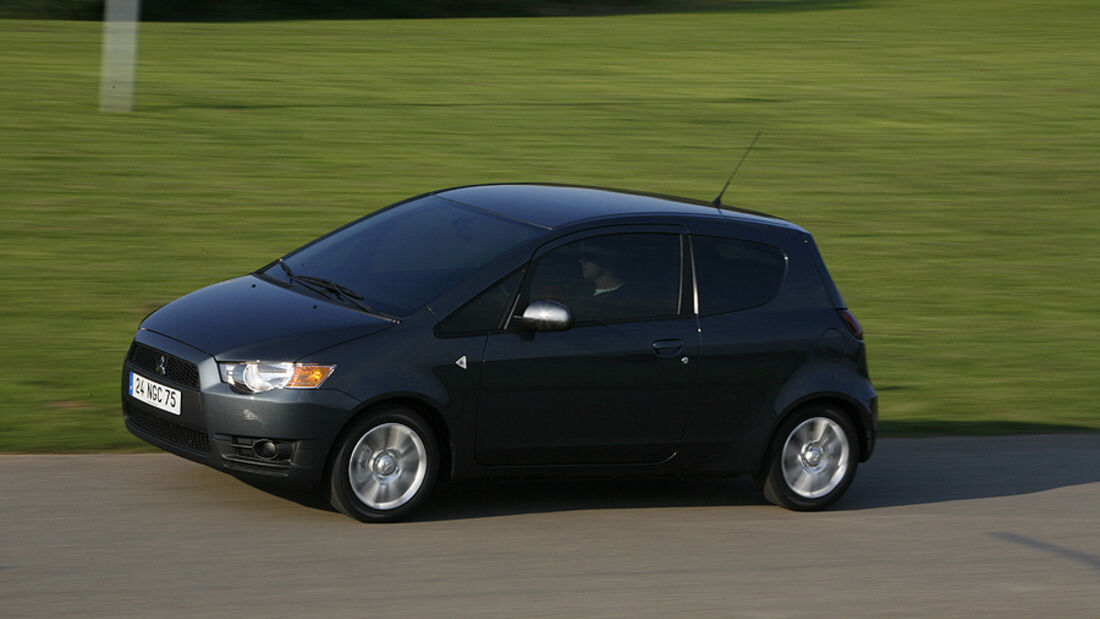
[757,406,859,511]
[329,407,438,523]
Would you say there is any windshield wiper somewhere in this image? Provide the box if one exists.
[297,275,371,309]
[276,259,396,321]
[276,258,298,281]
[277,259,335,299]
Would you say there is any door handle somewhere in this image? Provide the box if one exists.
[651,339,683,358]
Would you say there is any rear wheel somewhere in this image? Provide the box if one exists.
[758,405,858,511]
[329,407,438,523]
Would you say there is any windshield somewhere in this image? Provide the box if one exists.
[264,196,542,316]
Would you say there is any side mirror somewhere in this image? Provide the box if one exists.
[514,299,574,332]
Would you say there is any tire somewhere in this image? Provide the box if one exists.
[757,405,859,511]
[329,407,438,523]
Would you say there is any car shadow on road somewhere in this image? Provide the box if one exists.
[229,435,1100,521]
[834,434,1100,511]
[414,435,1100,520]
[415,475,765,521]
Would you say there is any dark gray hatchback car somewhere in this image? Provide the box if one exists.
[122,184,875,522]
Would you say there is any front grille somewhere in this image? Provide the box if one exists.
[129,343,200,388]
[126,405,209,453]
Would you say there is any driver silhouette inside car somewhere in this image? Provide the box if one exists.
[576,251,634,323]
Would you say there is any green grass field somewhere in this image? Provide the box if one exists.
[2,0,1098,451]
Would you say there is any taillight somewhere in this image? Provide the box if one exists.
[838,309,863,340]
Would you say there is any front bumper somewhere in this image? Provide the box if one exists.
[121,328,360,487]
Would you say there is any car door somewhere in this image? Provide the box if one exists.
[475,228,698,466]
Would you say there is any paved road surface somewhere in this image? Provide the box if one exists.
[2,435,1098,617]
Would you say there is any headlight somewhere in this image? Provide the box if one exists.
[219,362,335,393]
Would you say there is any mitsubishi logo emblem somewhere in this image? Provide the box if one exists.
[156,355,168,376]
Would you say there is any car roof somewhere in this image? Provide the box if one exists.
[433,183,800,232]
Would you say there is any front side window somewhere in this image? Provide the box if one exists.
[265,197,542,316]
[526,233,681,325]
[437,270,524,336]
[692,235,786,315]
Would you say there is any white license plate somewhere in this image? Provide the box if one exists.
[129,372,181,415]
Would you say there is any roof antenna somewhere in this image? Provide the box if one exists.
[712,131,762,209]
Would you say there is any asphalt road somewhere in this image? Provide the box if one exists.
[2,435,1098,617]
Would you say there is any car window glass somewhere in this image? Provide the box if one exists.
[437,270,523,336]
[692,235,786,315]
[271,197,541,316]
[527,233,681,325]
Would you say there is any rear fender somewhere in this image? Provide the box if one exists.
[773,360,877,462]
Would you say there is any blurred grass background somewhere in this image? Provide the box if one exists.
[1,0,1098,450]
[0,0,869,21]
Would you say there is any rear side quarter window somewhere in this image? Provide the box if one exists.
[692,235,787,316]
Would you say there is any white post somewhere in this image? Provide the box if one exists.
[99,0,141,112]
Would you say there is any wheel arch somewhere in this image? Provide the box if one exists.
[766,393,875,471]
[321,394,454,493]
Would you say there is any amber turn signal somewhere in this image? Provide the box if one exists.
[287,365,336,389]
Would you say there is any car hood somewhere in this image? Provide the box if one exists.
[141,275,395,360]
